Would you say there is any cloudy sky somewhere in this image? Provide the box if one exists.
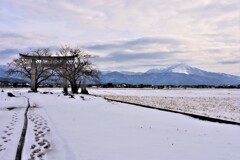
[0,0,239,75]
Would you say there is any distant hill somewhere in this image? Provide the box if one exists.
[0,65,28,83]
[0,65,9,78]
[1,64,240,86]
[100,64,240,85]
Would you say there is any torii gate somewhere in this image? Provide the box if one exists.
[19,54,77,93]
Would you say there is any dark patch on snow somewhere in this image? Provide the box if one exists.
[41,91,53,94]
[7,92,15,97]
[6,107,16,110]
[69,94,75,99]
[80,96,85,100]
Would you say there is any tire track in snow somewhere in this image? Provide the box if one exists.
[15,97,30,160]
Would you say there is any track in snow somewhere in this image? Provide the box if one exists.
[15,97,30,160]
[14,97,52,160]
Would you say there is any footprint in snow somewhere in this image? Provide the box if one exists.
[4,139,10,143]
[38,140,45,146]
[32,148,41,154]
[37,152,45,158]
[43,142,50,149]
[35,137,40,142]
[31,144,36,149]
[0,148,6,152]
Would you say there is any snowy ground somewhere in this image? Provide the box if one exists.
[89,88,240,123]
[0,88,240,160]
[0,90,26,160]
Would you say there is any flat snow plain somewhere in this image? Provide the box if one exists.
[0,88,240,160]
[89,88,240,123]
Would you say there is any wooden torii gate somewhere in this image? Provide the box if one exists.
[19,54,77,93]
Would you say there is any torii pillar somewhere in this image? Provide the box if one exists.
[19,54,77,93]
[31,59,37,92]
[62,61,68,94]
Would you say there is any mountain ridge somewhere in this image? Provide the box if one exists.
[100,64,240,85]
[0,64,240,85]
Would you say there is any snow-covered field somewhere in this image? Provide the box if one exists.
[0,88,240,160]
[89,88,240,123]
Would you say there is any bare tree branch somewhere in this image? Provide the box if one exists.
[56,46,100,93]
[7,48,55,91]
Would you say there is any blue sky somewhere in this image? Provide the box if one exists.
[0,0,239,75]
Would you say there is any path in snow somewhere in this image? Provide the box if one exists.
[0,91,26,160]
[0,90,53,160]
[0,111,19,151]
[15,96,30,160]
[22,106,52,160]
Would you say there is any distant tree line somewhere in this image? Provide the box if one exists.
[1,80,240,89]
[89,83,240,89]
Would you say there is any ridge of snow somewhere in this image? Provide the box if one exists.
[145,63,205,75]
[167,63,202,75]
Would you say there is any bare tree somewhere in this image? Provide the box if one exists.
[56,46,100,94]
[7,48,55,92]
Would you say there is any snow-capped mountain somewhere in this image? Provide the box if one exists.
[1,64,240,85]
[102,71,142,75]
[100,64,240,85]
[145,64,206,75]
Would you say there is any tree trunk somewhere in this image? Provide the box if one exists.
[70,81,79,94]
[33,84,38,92]
[31,59,37,92]
[81,77,89,94]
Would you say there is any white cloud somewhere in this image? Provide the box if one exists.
[0,0,239,74]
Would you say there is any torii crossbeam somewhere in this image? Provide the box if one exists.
[19,54,77,93]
